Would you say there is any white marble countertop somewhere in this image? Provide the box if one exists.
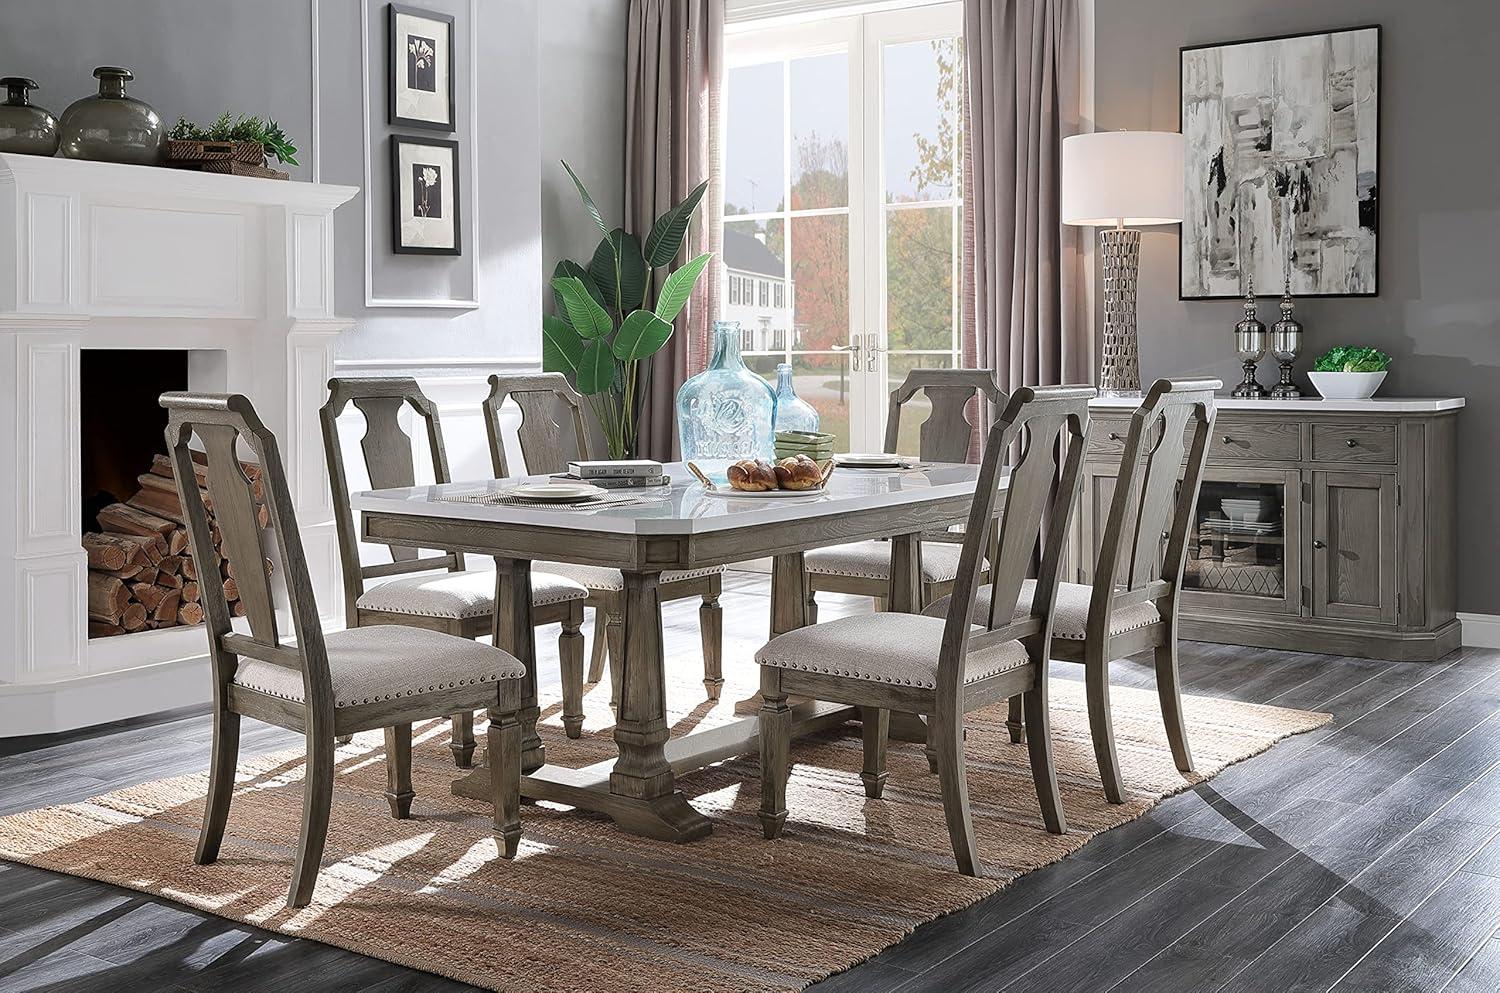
[354,462,986,536]
[1089,396,1465,413]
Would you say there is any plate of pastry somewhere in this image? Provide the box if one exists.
[688,455,836,497]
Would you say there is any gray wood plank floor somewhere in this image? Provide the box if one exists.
[0,571,1496,993]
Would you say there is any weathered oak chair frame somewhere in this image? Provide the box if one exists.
[803,368,1004,616]
[481,373,724,704]
[1052,378,1217,803]
[321,377,586,755]
[759,385,1092,875]
[163,392,523,909]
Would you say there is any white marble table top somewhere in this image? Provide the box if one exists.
[1088,395,1464,413]
[354,462,986,536]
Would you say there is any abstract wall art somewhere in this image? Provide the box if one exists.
[1180,26,1380,298]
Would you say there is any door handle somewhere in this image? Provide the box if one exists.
[864,332,884,372]
[832,339,862,370]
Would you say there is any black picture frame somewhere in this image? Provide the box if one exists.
[390,135,462,256]
[1178,24,1382,300]
[388,2,456,133]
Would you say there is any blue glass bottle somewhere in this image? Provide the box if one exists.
[676,320,776,466]
[771,363,819,434]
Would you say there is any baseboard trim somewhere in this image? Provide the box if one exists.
[1458,612,1500,649]
[0,654,213,738]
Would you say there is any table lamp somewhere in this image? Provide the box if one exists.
[1061,130,1185,397]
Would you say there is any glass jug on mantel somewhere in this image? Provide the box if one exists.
[771,362,819,435]
[676,320,777,469]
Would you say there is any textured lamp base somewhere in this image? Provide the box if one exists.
[1099,228,1142,397]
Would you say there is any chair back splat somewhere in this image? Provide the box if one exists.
[885,368,1005,463]
[1092,378,1219,626]
[937,385,1093,697]
[483,373,592,478]
[161,392,334,725]
[319,378,461,621]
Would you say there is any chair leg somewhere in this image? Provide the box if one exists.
[587,606,608,683]
[489,702,523,859]
[805,589,818,625]
[559,604,586,739]
[605,610,625,711]
[873,596,888,612]
[924,721,940,774]
[932,710,980,876]
[1006,694,1027,744]
[859,707,889,799]
[1085,648,1126,804]
[449,711,476,768]
[758,672,792,839]
[195,708,241,865]
[699,590,724,701]
[1023,688,1067,835]
[384,723,414,819]
[287,730,335,909]
[1155,638,1195,775]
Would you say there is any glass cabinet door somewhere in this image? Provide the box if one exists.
[1181,468,1302,615]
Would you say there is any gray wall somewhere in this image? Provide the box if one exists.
[1096,0,1500,615]
[1,0,630,370]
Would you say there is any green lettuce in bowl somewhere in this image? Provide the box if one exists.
[1308,346,1392,399]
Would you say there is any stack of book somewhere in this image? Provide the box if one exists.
[553,459,669,489]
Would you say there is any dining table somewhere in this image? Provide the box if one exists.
[351,460,987,842]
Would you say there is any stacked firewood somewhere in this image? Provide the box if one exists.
[84,453,272,637]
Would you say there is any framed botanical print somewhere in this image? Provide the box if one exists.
[388,2,455,132]
[1180,25,1380,298]
[391,135,461,255]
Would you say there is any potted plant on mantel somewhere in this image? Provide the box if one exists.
[164,112,299,180]
[541,161,710,459]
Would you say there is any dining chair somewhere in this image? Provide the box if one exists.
[162,392,525,909]
[757,384,1093,875]
[321,378,590,751]
[927,378,1218,804]
[800,368,1005,619]
[481,373,725,706]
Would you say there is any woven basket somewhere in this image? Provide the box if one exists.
[165,139,288,180]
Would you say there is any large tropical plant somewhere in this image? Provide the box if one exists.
[542,162,711,459]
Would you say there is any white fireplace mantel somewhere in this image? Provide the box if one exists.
[0,153,359,736]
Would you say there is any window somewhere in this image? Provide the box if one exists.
[759,279,769,307]
[729,276,740,305]
[774,283,785,308]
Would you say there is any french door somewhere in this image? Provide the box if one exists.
[724,3,965,453]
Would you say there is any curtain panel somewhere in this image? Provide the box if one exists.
[961,0,1088,440]
[625,0,726,461]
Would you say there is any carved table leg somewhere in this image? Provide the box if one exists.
[608,570,713,842]
[493,557,543,773]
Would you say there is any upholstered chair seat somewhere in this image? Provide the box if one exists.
[538,562,723,592]
[925,579,1160,640]
[356,569,589,620]
[755,613,1030,690]
[233,626,527,708]
[804,541,983,585]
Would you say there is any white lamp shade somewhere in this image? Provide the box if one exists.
[1061,131,1185,227]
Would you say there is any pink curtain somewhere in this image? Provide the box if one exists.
[625,0,725,461]
[961,0,1088,447]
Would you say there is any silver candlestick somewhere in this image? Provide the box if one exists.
[1232,277,1268,398]
[1098,226,1142,397]
[1269,278,1303,399]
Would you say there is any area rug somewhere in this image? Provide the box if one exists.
[0,658,1328,992]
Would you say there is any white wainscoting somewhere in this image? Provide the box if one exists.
[1458,613,1500,650]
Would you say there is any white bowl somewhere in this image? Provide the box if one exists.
[1308,370,1387,400]
[1220,497,1276,522]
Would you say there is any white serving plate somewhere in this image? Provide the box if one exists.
[700,486,827,499]
[834,452,909,468]
[508,482,606,503]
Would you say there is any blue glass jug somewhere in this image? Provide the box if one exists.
[676,320,776,465]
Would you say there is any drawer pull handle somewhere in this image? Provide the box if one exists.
[1221,435,1233,444]
[1346,438,1358,448]
[1108,432,1121,441]
[1313,539,1326,549]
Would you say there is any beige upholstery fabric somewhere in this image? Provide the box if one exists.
[539,562,722,593]
[925,579,1160,640]
[232,626,525,708]
[356,569,588,620]
[804,540,982,584]
[755,613,1030,689]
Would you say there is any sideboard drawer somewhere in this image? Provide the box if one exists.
[1086,418,1132,457]
[1311,422,1397,463]
[1208,419,1301,463]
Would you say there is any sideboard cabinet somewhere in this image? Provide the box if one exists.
[1074,398,1463,662]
